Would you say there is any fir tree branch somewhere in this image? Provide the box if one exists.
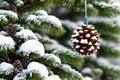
[85,57,120,79]
[17,0,53,14]
[82,67,103,79]
[101,33,120,43]
[20,14,65,36]
[97,45,120,58]
[52,64,84,80]
[52,50,84,69]
[35,54,61,67]
[18,0,42,11]
[90,21,120,34]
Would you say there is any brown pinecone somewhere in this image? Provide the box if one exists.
[9,23,16,36]
[13,60,23,73]
[9,5,18,13]
[71,25,100,55]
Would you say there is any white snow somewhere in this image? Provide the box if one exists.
[87,25,92,28]
[77,21,84,27]
[43,54,61,64]
[94,1,119,9]
[0,35,15,50]
[90,46,95,50]
[0,31,8,35]
[13,70,26,80]
[40,0,45,2]
[13,75,20,80]
[97,46,100,49]
[25,15,62,28]
[35,10,48,16]
[109,58,120,66]
[14,0,24,7]
[0,15,8,22]
[0,62,14,75]
[15,29,38,41]
[61,64,84,79]
[88,4,93,8]
[73,30,78,34]
[61,20,78,29]
[13,75,24,80]
[62,64,72,70]
[80,49,84,53]
[97,57,111,67]
[27,62,48,77]
[91,31,96,34]
[88,48,92,51]
[0,9,18,20]
[77,27,82,30]
[45,75,61,80]
[110,0,120,2]
[0,78,6,80]
[97,58,120,71]
[82,24,87,27]
[75,45,80,49]
[89,16,113,23]
[94,68,103,73]
[91,26,95,29]
[84,77,93,80]
[37,15,62,27]
[18,40,45,57]
[101,39,120,51]
[18,0,24,4]
[89,54,97,59]
[72,38,79,43]
[82,67,92,74]
[25,14,41,25]
[26,15,37,21]
[79,30,84,33]
[95,2,108,8]
[72,32,79,37]
[112,1,120,7]
[80,39,88,44]
[84,30,88,33]
[0,62,13,71]
[89,15,120,26]
[91,36,97,40]
[86,34,91,38]
[94,42,99,46]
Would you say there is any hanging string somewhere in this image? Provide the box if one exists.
[84,0,88,25]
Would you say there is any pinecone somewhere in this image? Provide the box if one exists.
[71,25,100,55]
[13,60,23,73]
[9,23,16,36]
[9,5,18,13]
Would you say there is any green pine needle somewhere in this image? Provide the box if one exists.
[90,21,120,34]
[54,0,75,7]
[52,50,84,69]
[101,33,120,43]
[20,14,66,36]
[52,64,84,80]
[35,54,61,67]
[82,67,103,78]
[85,57,120,79]
[97,45,120,58]
[18,0,54,14]
[0,10,18,26]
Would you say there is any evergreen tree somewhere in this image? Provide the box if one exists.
[0,0,120,80]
